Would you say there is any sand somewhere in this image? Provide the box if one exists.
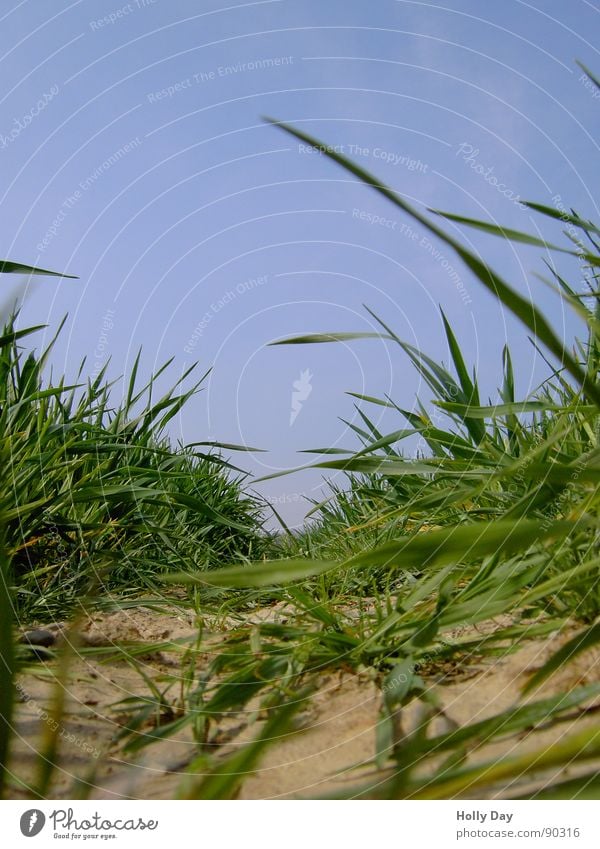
[7,603,600,800]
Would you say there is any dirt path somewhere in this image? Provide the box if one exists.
[8,604,600,799]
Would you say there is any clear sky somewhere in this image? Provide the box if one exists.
[1,0,599,528]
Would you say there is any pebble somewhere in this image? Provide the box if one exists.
[20,629,56,648]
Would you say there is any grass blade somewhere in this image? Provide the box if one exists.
[264,118,600,407]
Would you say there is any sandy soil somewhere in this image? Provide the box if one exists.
[7,603,600,800]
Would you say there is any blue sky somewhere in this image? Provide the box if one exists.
[1,0,599,527]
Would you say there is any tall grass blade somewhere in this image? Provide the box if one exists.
[264,118,600,407]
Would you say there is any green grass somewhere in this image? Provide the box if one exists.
[159,110,600,799]
[0,313,266,620]
[0,270,267,798]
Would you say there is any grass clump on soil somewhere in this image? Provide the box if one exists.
[0,314,265,621]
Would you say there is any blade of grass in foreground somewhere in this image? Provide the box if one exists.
[523,201,600,235]
[177,685,312,799]
[513,773,600,800]
[523,620,600,694]
[344,519,577,571]
[165,517,575,591]
[269,331,392,346]
[162,557,336,588]
[407,725,600,799]
[0,261,78,278]
[429,211,600,263]
[264,118,600,408]
[576,61,600,92]
[0,529,13,799]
